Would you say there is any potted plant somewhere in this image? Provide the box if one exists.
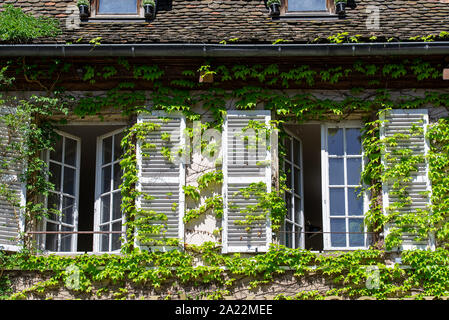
[267,0,281,17]
[335,0,346,16]
[142,0,157,19]
[77,0,90,19]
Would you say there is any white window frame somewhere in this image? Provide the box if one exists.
[94,127,127,253]
[321,121,368,251]
[281,129,304,249]
[41,130,81,253]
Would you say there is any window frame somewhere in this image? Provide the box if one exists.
[281,0,336,16]
[94,127,126,253]
[321,121,368,251]
[281,129,304,249]
[90,0,144,19]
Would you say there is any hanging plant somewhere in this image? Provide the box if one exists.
[77,0,90,20]
[267,0,281,17]
[142,0,157,20]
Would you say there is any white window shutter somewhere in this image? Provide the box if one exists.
[222,110,272,253]
[0,107,26,252]
[380,109,433,251]
[136,111,186,250]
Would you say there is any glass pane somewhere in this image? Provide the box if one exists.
[100,224,109,252]
[112,222,122,251]
[348,188,363,216]
[47,192,60,221]
[102,136,112,165]
[284,137,292,161]
[98,0,137,14]
[113,162,122,190]
[346,128,362,155]
[61,196,75,225]
[288,0,327,11]
[293,138,301,166]
[49,162,61,192]
[349,218,365,247]
[45,222,58,251]
[329,158,344,185]
[330,218,346,247]
[294,224,301,249]
[101,194,111,224]
[60,226,73,252]
[285,222,292,248]
[101,165,112,194]
[285,192,292,221]
[329,188,345,216]
[285,162,292,189]
[64,138,77,167]
[63,167,76,195]
[328,128,344,156]
[50,136,62,162]
[294,167,301,195]
[112,191,122,220]
[347,158,362,185]
[113,132,124,161]
[294,196,301,225]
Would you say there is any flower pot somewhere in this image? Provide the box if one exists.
[78,5,89,19]
[347,0,357,9]
[269,3,280,16]
[144,4,156,19]
[335,2,346,16]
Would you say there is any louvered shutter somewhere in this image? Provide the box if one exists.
[0,106,26,252]
[136,111,185,249]
[380,109,433,250]
[222,110,272,253]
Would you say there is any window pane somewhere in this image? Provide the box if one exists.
[61,196,75,225]
[63,167,76,195]
[47,192,60,222]
[101,165,112,194]
[347,158,362,185]
[288,0,327,11]
[294,167,301,194]
[293,138,301,166]
[114,132,124,161]
[285,192,292,221]
[50,136,62,162]
[113,162,122,190]
[348,188,363,216]
[328,128,344,156]
[98,0,138,14]
[329,188,345,216]
[64,138,77,167]
[102,136,112,164]
[329,158,344,185]
[60,226,73,252]
[294,195,301,225]
[330,218,346,247]
[349,218,364,247]
[49,162,61,192]
[285,222,292,248]
[101,194,111,223]
[45,222,58,251]
[100,224,109,252]
[285,162,292,189]
[346,128,362,155]
[284,137,292,161]
[112,222,122,251]
[112,191,122,220]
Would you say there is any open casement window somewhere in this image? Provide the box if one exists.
[0,107,26,252]
[136,112,186,250]
[282,0,335,14]
[222,110,272,253]
[321,122,368,250]
[280,131,304,249]
[94,129,126,253]
[42,131,81,252]
[91,0,144,18]
[380,109,434,251]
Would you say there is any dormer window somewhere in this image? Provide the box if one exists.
[283,0,335,15]
[90,0,144,18]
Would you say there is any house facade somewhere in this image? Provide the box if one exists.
[1,0,449,300]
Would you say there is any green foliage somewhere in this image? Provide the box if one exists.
[0,5,61,42]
